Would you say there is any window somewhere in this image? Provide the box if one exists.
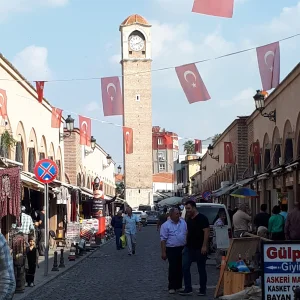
[136,94,140,101]
[129,51,132,54]
[142,51,145,55]
[158,151,165,161]
[158,138,163,145]
[159,163,166,171]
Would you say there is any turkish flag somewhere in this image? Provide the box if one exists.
[35,81,45,103]
[51,107,63,128]
[224,142,233,164]
[195,139,202,153]
[101,76,123,116]
[123,127,133,154]
[192,0,234,18]
[256,42,280,91]
[252,142,260,165]
[164,134,173,146]
[175,63,210,104]
[79,115,91,146]
[0,89,8,118]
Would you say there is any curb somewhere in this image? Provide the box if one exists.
[14,239,114,300]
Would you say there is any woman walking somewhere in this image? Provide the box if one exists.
[268,205,285,240]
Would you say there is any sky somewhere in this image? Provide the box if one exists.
[1,0,300,170]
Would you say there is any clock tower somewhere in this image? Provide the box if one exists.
[120,14,153,208]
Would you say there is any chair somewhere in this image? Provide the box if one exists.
[49,230,66,249]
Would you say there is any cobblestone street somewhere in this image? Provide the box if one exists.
[25,226,219,300]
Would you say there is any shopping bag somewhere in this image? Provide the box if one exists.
[120,235,126,248]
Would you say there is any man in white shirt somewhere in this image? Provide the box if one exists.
[19,206,34,243]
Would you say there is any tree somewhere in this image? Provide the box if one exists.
[183,140,195,154]
[116,181,125,198]
[212,133,221,144]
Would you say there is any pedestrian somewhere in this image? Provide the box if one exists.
[232,204,251,238]
[157,207,168,231]
[179,200,210,297]
[285,202,300,240]
[19,206,34,243]
[122,207,141,256]
[160,208,187,294]
[268,205,285,240]
[35,207,45,256]
[280,204,288,221]
[0,233,16,299]
[253,204,270,232]
[25,237,39,287]
[111,210,123,250]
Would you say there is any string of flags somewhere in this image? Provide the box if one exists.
[192,0,234,19]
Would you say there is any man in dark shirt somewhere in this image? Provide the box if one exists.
[179,200,210,297]
[253,204,270,232]
[36,207,45,256]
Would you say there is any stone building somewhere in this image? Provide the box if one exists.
[120,14,153,207]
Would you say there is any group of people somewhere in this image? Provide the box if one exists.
[160,200,210,297]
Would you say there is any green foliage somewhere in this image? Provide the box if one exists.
[183,140,195,154]
[212,133,222,144]
[1,130,17,149]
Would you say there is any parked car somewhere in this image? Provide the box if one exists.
[146,211,160,225]
[181,203,232,253]
[132,211,148,226]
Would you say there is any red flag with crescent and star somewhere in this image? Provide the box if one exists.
[123,127,133,154]
[51,107,63,128]
[35,81,45,103]
[0,89,8,119]
[252,141,260,165]
[79,115,91,146]
[224,142,233,164]
[194,139,202,153]
[164,134,173,146]
[256,42,280,91]
[192,0,234,18]
[175,63,210,104]
[101,76,123,116]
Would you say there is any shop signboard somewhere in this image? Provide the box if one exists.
[81,218,99,232]
[66,222,80,244]
[262,241,300,300]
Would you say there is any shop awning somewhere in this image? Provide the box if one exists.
[80,187,93,197]
[212,184,237,198]
[235,177,256,187]
[21,172,44,190]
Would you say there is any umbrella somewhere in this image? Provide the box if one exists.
[158,196,183,206]
[230,187,258,198]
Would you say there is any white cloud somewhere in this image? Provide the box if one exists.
[85,101,101,112]
[13,46,52,81]
[0,0,69,20]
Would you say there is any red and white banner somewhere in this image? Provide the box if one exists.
[35,81,45,103]
[256,42,280,91]
[175,63,210,104]
[51,107,63,128]
[123,127,133,154]
[192,0,234,18]
[194,139,202,153]
[224,142,233,164]
[101,76,123,116]
[79,115,91,146]
[252,141,260,165]
[0,89,8,119]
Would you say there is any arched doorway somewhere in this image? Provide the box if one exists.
[272,127,282,167]
[39,135,47,160]
[28,128,38,173]
[263,133,271,171]
[15,122,27,170]
[283,120,294,164]
[77,173,82,187]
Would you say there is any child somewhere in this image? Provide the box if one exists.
[25,236,39,287]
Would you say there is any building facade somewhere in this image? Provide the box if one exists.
[120,14,153,207]
[152,126,179,174]
[63,128,116,197]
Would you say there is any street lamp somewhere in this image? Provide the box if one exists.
[103,154,112,170]
[207,144,219,162]
[59,115,75,142]
[84,136,97,156]
[117,165,122,174]
[253,90,276,123]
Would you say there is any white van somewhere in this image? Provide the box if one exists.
[181,203,232,239]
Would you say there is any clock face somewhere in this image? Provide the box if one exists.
[129,35,145,52]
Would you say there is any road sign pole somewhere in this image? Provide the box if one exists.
[44,183,49,276]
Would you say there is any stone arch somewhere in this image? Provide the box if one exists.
[271,127,282,168]
[263,133,271,171]
[15,121,27,169]
[56,146,63,181]
[77,173,82,187]
[65,172,71,184]
[128,29,148,43]
[82,173,86,188]
[282,119,294,164]
[28,128,38,173]
[39,135,47,160]
[48,143,55,161]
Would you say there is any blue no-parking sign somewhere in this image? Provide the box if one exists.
[34,159,58,184]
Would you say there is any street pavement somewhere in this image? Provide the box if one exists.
[25,226,219,300]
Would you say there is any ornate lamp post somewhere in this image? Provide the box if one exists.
[253,90,276,122]
[117,165,122,174]
[59,115,75,141]
[84,136,96,156]
[207,144,219,162]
